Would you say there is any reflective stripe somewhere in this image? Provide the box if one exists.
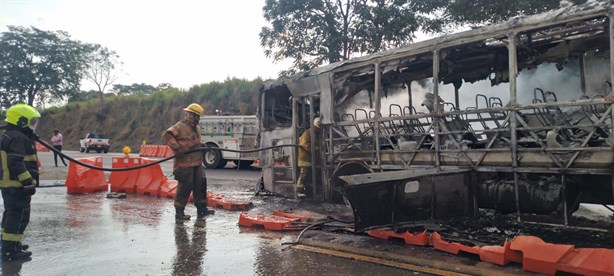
[1,151,9,181]
[23,154,37,162]
[17,171,32,182]
[1,232,22,242]
[0,180,23,188]
[298,161,312,168]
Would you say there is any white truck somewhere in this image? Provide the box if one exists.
[79,133,110,153]
[200,115,259,169]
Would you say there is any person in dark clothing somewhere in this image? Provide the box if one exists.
[162,103,214,223]
[0,103,40,261]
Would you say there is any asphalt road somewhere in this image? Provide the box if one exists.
[37,150,262,182]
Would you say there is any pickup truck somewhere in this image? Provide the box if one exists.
[79,133,110,153]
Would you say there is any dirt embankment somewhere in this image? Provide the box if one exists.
[37,99,186,152]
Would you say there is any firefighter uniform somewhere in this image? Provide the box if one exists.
[163,103,214,221]
[297,118,320,197]
[0,103,40,261]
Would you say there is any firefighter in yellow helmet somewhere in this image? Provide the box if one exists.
[0,103,40,261]
[162,103,214,223]
[296,117,320,198]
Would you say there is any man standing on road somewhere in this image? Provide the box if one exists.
[50,129,67,167]
[297,117,320,198]
[0,103,40,261]
[163,103,214,223]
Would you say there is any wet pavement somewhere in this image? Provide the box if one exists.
[4,151,609,275]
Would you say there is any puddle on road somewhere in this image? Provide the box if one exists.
[0,187,409,276]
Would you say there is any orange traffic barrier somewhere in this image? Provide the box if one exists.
[134,158,166,196]
[65,157,107,194]
[159,180,178,198]
[368,229,430,246]
[108,157,142,193]
[238,212,300,231]
[206,191,252,210]
[557,248,614,276]
[35,142,50,152]
[162,146,174,157]
[479,240,522,266]
[510,236,574,275]
[139,146,147,157]
[272,210,308,222]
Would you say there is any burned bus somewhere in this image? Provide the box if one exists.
[258,2,614,231]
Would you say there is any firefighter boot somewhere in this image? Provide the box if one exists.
[175,208,191,222]
[1,241,32,261]
[196,208,215,220]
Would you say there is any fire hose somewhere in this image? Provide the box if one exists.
[35,138,297,172]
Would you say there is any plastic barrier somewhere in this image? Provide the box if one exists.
[272,210,308,222]
[35,142,50,152]
[479,240,522,266]
[108,157,142,193]
[133,158,166,196]
[368,229,430,246]
[65,157,107,194]
[557,248,614,276]
[238,212,300,231]
[206,191,252,210]
[510,236,574,275]
[159,180,178,198]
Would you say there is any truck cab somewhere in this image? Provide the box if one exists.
[79,133,110,153]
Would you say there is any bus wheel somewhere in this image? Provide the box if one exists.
[204,145,224,169]
[331,162,373,204]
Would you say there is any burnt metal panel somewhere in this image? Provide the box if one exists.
[340,168,473,232]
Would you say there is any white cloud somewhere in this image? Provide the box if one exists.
[1,0,291,89]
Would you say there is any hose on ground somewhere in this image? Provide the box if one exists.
[36,138,297,172]
[281,219,333,245]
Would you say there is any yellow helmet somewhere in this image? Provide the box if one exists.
[5,103,41,129]
[183,103,204,116]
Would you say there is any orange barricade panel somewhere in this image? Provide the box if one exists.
[164,146,174,157]
[557,248,614,276]
[65,157,107,194]
[430,232,461,255]
[108,157,142,193]
[139,146,147,157]
[479,240,522,266]
[135,158,166,196]
[238,212,299,231]
[36,142,50,152]
[272,210,308,222]
[159,180,178,198]
[510,236,574,275]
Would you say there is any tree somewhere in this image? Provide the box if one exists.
[0,26,87,108]
[111,83,157,95]
[260,0,582,74]
[82,44,123,107]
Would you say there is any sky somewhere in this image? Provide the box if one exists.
[0,0,293,90]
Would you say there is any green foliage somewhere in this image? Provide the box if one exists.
[82,44,122,106]
[0,26,88,108]
[260,0,583,74]
[111,83,158,95]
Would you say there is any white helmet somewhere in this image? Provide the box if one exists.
[313,117,321,128]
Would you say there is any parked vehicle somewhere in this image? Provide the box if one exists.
[79,133,110,153]
[200,115,259,169]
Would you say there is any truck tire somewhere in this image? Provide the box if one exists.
[204,145,226,169]
[79,147,85,153]
[103,148,109,153]
[96,149,102,153]
[86,148,90,153]
[233,160,254,169]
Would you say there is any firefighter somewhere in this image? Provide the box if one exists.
[163,103,214,223]
[297,117,320,198]
[0,103,40,261]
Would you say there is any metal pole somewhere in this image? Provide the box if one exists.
[433,50,441,168]
[508,33,521,222]
[579,54,586,95]
[562,174,568,225]
[609,15,614,208]
[408,82,413,114]
[309,94,317,198]
[375,63,382,168]
[292,97,299,189]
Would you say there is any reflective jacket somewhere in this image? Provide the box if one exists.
[163,120,203,170]
[0,125,38,188]
[298,129,318,167]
